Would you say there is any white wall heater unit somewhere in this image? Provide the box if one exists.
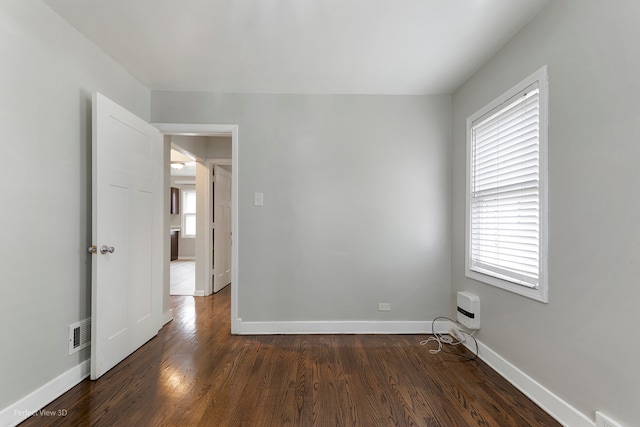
[457,292,480,330]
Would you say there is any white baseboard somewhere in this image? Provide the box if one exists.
[465,339,595,427]
[236,319,453,335]
[162,308,173,326]
[177,256,195,261]
[0,325,595,427]
[193,290,205,297]
[0,360,90,427]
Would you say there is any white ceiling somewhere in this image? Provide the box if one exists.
[43,0,549,95]
[170,149,196,177]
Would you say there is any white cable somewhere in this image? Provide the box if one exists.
[420,336,443,354]
[421,316,478,359]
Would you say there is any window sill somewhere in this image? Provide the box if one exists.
[465,269,548,303]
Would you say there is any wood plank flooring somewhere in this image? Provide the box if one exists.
[20,287,561,426]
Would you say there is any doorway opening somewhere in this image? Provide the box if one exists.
[155,123,239,334]
[169,147,197,296]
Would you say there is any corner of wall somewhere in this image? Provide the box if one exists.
[0,361,90,427]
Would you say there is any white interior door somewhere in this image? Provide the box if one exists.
[213,166,232,292]
[90,92,163,380]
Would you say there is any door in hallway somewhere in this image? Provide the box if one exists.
[213,165,231,292]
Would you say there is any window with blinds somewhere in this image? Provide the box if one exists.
[466,66,548,302]
[182,189,196,238]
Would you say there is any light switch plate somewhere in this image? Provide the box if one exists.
[254,192,264,206]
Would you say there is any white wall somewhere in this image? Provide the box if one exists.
[171,135,209,160]
[171,135,232,161]
[451,1,640,425]
[194,160,211,296]
[152,92,452,325]
[205,136,232,159]
[0,0,149,413]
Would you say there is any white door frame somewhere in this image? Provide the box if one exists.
[153,123,239,334]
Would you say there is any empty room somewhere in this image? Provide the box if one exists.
[1,1,638,426]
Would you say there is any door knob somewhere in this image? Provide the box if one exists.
[100,245,115,254]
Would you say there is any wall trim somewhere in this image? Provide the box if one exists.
[193,290,206,297]
[236,319,452,335]
[465,339,595,427]
[176,256,195,261]
[0,360,90,427]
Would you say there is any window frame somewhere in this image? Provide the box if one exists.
[465,66,549,303]
[181,189,196,238]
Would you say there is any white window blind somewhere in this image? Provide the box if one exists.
[469,83,540,289]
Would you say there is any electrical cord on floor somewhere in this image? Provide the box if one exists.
[420,316,479,361]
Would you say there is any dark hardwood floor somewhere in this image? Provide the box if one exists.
[21,287,560,426]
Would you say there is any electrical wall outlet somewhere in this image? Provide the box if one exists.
[378,303,390,311]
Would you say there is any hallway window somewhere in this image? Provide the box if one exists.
[182,189,196,237]
[466,66,548,302]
